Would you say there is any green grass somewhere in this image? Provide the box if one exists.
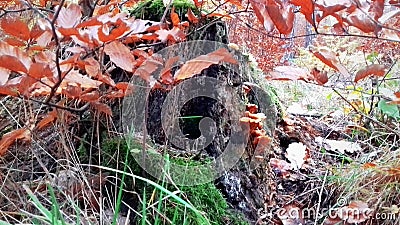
[101,137,250,225]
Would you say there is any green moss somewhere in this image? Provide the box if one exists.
[130,0,199,21]
[100,137,249,225]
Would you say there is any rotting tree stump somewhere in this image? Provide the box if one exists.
[129,21,279,222]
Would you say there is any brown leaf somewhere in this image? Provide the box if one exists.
[0,17,30,41]
[84,57,101,77]
[104,41,135,72]
[312,48,350,77]
[91,102,112,116]
[354,64,386,82]
[175,48,238,80]
[369,0,384,20]
[80,91,100,102]
[36,110,58,130]
[0,128,31,156]
[186,8,199,24]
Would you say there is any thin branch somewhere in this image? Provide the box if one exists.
[333,88,400,137]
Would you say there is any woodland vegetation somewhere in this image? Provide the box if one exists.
[0,0,400,224]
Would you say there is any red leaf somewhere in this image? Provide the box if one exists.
[311,68,328,85]
[171,6,180,27]
[104,41,136,72]
[0,128,31,156]
[311,48,350,77]
[290,0,314,23]
[267,0,294,34]
[29,63,53,79]
[354,64,386,82]
[250,0,274,32]
[0,17,30,41]
[186,8,199,24]
[0,55,28,73]
[175,48,238,80]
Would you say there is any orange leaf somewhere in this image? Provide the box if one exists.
[186,8,199,24]
[354,64,386,82]
[56,3,82,28]
[171,6,180,27]
[312,48,350,77]
[175,48,238,80]
[0,128,31,156]
[0,55,28,73]
[104,41,136,72]
[4,38,26,47]
[36,110,58,130]
[29,63,53,79]
[91,102,112,116]
[98,20,129,42]
[0,17,30,41]
[0,42,32,70]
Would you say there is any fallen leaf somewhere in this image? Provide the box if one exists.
[0,128,31,155]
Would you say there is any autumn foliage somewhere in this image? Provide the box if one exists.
[0,0,399,155]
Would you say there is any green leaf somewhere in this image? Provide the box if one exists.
[378,99,400,119]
